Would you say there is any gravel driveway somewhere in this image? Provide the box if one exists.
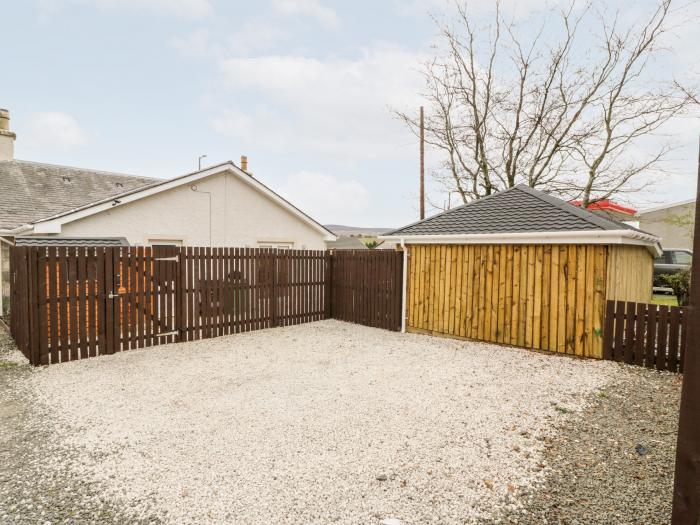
[0,320,678,524]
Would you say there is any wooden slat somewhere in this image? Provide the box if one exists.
[613,301,625,362]
[532,245,543,349]
[623,301,636,364]
[657,306,669,371]
[58,247,69,362]
[37,248,49,365]
[668,306,680,373]
[634,302,646,367]
[76,247,88,360]
[602,300,615,361]
[67,247,79,361]
[104,247,114,354]
[645,304,658,369]
[524,245,535,348]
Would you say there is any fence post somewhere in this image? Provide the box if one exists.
[27,248,40,366]
[672,138,700,524]
[271,249,278,327]
[324,251,332,320]
[177,247,185,342]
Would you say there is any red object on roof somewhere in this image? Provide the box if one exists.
[569,199,637,216]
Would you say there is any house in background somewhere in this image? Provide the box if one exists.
[0,108,336,318]
[637,199,696,250]
[569,199,639,227]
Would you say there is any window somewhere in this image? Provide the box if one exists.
[258,242,293,250]
[148,239,183,247]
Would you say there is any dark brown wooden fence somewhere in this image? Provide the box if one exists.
[603,300,689,373]
[9,246,403,366]
[330,250,403,331]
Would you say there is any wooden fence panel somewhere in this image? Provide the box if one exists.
[10,246,401,366]
[603,299,688,373]
[329,249,403,331]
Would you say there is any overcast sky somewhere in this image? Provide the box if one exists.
[2,0,698,227]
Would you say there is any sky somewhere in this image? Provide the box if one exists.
[1,0,698,228]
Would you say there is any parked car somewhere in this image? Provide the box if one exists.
[653,248,693,289]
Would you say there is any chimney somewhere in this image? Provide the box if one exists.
[240,155,248,172]
[0,109,16,162]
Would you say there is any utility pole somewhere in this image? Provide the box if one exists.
[672,135,700,524]
[420,106,425,220]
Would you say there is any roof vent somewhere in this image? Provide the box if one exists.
[115,182,123,188]
[62,176,71,183]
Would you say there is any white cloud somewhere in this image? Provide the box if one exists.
[212,47,425,159]
[39,0,213,19]
[171,21,288,59]
[169,28,213,59]
[272,0,339,28]
[24,112,88,151]
[278,171,370,224]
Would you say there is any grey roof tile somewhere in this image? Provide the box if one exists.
[15,236,130,247]
[387,185,648,236]
[0,160,159,231]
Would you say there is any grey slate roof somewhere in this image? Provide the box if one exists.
[0,160,158,231]
[387,184,645,236]
[15,236,129,247]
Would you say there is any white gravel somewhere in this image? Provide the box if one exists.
[26,320,618,524]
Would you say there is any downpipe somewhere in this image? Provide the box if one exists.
[401,238,407,333]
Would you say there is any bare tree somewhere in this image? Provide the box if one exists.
[397,0,697,209]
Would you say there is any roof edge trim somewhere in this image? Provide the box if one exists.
[379,229,662,256]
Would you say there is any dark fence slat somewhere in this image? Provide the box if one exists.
[657,306,669,372]
[668,306,681,373]
[603,299,685,374]
[646,304,658,370]
[623,301,636,365]
[634,302,646,367]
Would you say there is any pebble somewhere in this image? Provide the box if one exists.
[3,321,670,524]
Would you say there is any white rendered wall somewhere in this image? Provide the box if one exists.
[57,172,328,249]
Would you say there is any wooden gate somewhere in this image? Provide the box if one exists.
[10,245,332,365]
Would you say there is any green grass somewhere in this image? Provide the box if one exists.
[652,294,679,306]
[0,360,18,370]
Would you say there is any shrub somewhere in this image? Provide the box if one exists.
[660,269,691,306]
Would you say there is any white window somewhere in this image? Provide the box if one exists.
[148,239,183,247]
[257,241,293,250]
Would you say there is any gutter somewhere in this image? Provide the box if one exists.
[379,229,662,257]
[0,224,33,237]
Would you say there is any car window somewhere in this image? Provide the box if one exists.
[656,251,674,264]
[672,251,693,265]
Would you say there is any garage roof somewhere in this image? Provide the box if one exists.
[387,185,647,236]
[381,185,661,255]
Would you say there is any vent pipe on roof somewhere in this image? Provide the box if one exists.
[0,108,16,162]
